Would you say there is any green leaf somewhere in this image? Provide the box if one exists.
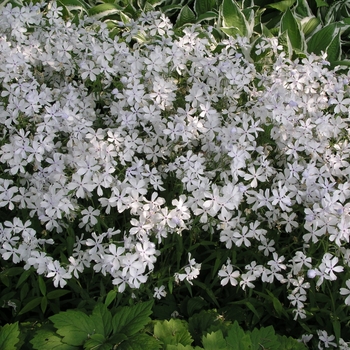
[88,3,122,20]
[83,334,111,350]
[30,328,79,350]
[16,269,32,288]
[112,300,153,337]
[302,17,321,37]
[226,321,252,350]
[49,310,96,346]
[20,283,29,301]
[277,334,308,349]
[41,296,48,314]
[326,31,341,63]
[249,326,279,350]
[196,11,218,23]
[267,0,296,12]
[57,0,89,12]
[222,0,248,37]
[153,319,193,346]
[266,290,288,318]
[175,5,196,28]
[307,23,339,55]
[315,0,328,7]
[38,275,47,296]
[47,290,70,299]
[105,290,117,308]
[0,322,20,350]
[19,297,42,315]
[281,8,303,50]
[194,0,215,16]
[202,330,226,350]
[92,303,113,337]
[117,333,161,350]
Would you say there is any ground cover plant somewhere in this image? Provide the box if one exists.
[1,0,350,348]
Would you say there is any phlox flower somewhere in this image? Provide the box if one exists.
[218,260,240,286]
[154,285,167,299]
[46,260,72,288]
[340,279,350,305]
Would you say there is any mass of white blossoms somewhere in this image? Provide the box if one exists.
[1,2,350,347]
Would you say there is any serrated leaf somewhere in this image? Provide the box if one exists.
[277,334,308,349]
[194,0,215,16]
[19,297,42,315]
[226,321,252,350]
[154,319,193,346]
[117,333,161,350]
[49,310,96,346]
[0,322,20,350]
[202,330,226,350]
[92,303,112,337]
[175,5,196,28]
[222,0,248,37]
[30,328,79,350]
[281,8,303,50]
[249,326,279,350]
[47,290,70,299]
[112,300,153,337]
[83,334,111,350]
[167,345,193,350]
[267,0,296,12]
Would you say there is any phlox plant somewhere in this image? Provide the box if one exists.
[1,1,350,348]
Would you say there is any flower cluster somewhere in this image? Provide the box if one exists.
[1,2,350,347]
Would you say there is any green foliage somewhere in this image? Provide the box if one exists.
[0,322,20,350]
[30,300,155,349]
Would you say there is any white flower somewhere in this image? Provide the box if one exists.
[154,285,167,299]
[218,261,240,286]
[340,279,350,305]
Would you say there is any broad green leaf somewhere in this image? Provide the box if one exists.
[153,319,193,346]
[88,3,122,20]
[249,326,279,350]
[175,5,196,28]
[226,321,252,350]
[202,330,226,350]
[57,0,89,12]
[92,303,113,337]
[197,11,218,23]
[307,23,339,55]
[277,334,308,349]
[47,290,70,299]
[50,310,96,346]
[19,297,42,315]
[302,17,321,37]
[0,322,20,350]
[327,32,341,63]
[315,0,328,7]
[281,8,303,50]
[194,0,216,16]
[112,300,153,337]
[167,345,194,350]
[83,334,111,350]
[6,267,24,276]
[117,333,161,350]
[267,0,296,12]
[222,0,248,36]
[30,328,79,350]
[295,0,314,18]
